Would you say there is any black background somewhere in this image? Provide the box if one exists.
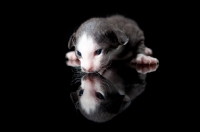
[10,1,198,131]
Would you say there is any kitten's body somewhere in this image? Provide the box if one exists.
[66,15,158,73]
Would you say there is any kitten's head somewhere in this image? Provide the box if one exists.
[68,18,129,73]
[70,73,131,123]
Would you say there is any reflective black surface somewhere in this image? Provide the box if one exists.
[14,2,197,131]
[68,62,158,123]
[63,61,162,126]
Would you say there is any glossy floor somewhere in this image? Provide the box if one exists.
[14,5,196,130]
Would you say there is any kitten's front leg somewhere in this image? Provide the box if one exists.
[144,47,152,55]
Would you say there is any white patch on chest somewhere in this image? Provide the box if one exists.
[77,33,103,72]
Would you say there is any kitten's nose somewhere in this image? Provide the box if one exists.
[82,67,93,73]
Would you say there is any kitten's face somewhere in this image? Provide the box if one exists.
[75,33,111,73]
[68,18,129,73]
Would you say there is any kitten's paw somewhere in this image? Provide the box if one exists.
[66,51,78,60]
[136,64,158,74]
[131,54,159,64]
[66,60,80,67]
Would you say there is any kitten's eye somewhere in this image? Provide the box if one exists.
[79,90,84,96]
[96,92,104,99]
[77,51,82,57]
[95,49,102,55]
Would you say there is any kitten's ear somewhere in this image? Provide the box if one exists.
[70,92,78,106]
[105,30,129,47]
[68,33,76,49]
[118,95,131,113]
[114,30,129,45]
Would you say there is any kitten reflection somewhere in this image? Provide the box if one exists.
[70,63,158,123]
[71,73,130,122]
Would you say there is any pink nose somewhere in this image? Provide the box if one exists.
[82,67,93,72]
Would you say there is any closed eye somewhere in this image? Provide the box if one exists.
[95,49,102,55]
